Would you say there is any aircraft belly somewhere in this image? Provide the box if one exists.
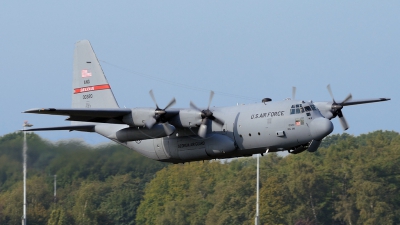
[153,138,170,160]
[126,140,160,160]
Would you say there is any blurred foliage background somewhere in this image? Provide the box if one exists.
[0,130,399,225]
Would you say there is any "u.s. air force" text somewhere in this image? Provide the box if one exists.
[251,111,284,119]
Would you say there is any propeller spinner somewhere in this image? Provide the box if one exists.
[190,91,225,138]
[327,84,352,130]
[145,90,176,135]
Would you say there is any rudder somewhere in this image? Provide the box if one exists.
[72,40,119,109]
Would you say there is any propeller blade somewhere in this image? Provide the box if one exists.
[145,117,157,129]
[212,116,225,126]
[339,116,349,131]
[292,86,296,100]
[337,110,349,130]
[341,93,353,104]
[191,91,222,137]
[190,101,202,112]
[149,90,159,109]
[162,122,175,136]
[164,98,176,110]
[326,85,352,131]
[198,123,208,138]
[327,84,336,103]
[207,91,214,109]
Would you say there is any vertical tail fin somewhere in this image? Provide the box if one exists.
[72,40,119,109]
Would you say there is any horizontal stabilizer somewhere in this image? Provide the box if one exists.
[22,125,95,132]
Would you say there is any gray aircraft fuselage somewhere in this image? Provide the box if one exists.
[94,100,332,163]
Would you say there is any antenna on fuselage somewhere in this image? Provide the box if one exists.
[292,86,296,100]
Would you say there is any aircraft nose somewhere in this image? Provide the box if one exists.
[309,117,334,141]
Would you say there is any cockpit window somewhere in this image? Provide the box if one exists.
[290,104,317,114]
[310,104,317,110]
[291,104,304,114]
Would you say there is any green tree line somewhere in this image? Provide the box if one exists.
[0,132,167,225]
[0,130,399,224]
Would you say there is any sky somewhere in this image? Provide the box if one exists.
[0,1,398,145]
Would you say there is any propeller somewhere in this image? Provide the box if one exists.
[145,90,176,135]
[190,91,225,138]
[326,84,353,130]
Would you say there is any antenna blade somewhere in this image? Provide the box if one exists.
[292,86,296,100]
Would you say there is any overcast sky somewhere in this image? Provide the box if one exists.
[0,1,398,144]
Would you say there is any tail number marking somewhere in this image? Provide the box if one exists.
[83,94,93,99]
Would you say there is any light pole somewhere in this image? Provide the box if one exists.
[53,175,57,204]
[255,149,268,225]
[255,153,260,225]
[22,121,32,225]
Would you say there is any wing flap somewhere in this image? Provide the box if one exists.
[66,116,125,124]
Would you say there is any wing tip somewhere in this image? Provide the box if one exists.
[23,108,57,113]
[23,108,41,113]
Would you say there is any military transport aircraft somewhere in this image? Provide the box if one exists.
[23,40,390,163]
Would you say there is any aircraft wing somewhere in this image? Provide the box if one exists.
[22,125,96,132]
[24,108,133,124]
[342,98,391,106]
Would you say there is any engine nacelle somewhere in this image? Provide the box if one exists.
[122,108,155,126]
[313,102,334,119]
[169,109,202,128]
